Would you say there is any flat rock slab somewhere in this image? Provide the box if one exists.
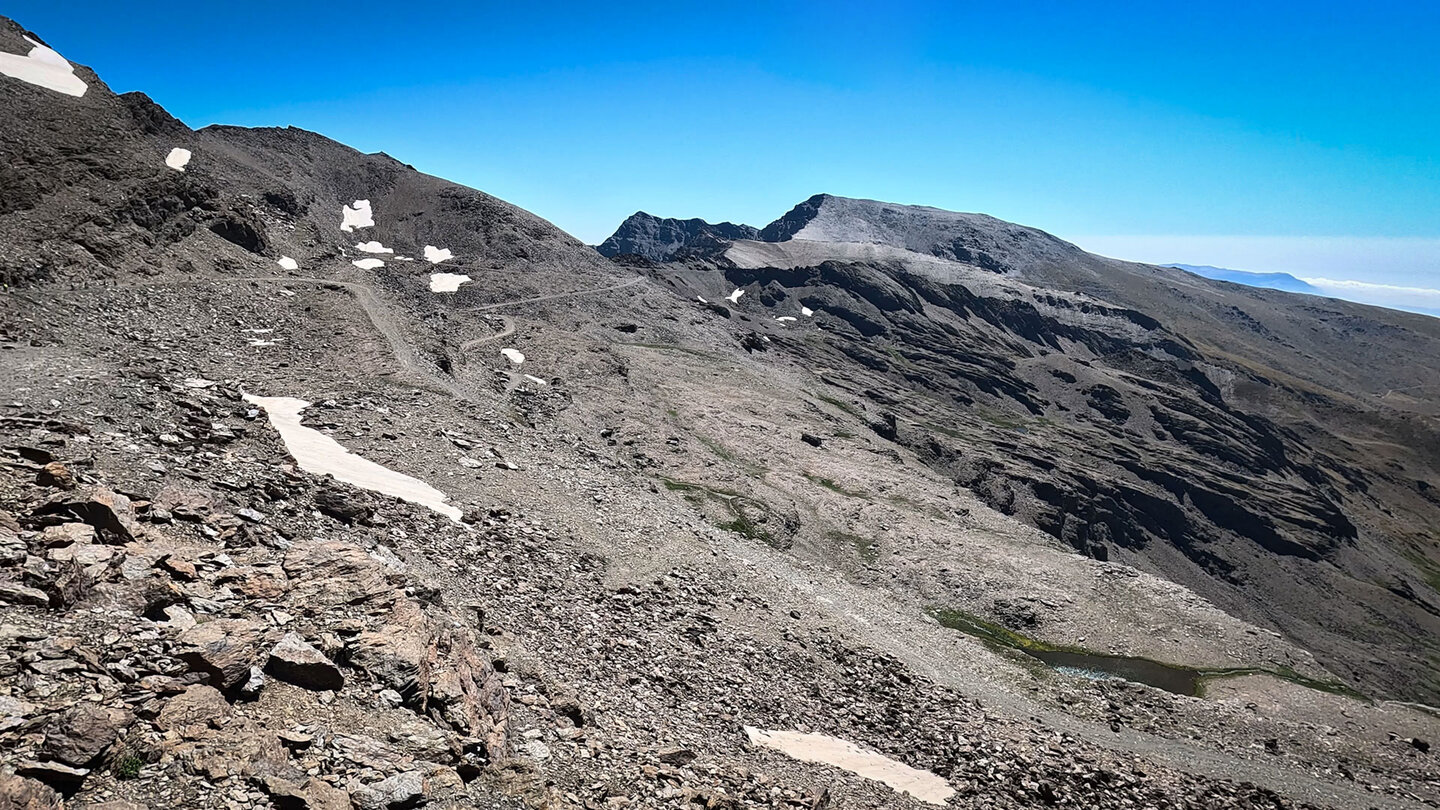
[156,684,233,735]
[266,632,344,691]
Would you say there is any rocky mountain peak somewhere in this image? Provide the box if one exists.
[594,211,758,261]
[756,193,1085,273]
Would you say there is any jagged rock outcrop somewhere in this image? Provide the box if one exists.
[596,211,758,261]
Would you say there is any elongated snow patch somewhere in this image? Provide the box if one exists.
[423,245,453,264]
[744,728,954,805]
[500,348,524,364]
[429,273,471,293]
[725,289,745,304]
[352,258,385,270]
[165,147,192,172]
[355,241,392,254]
[776,316,797,323]
[243,395,461,522]
[0,36,87,97]
[340,200,374,232]
[277,256,298,270]
[523,374,547,386]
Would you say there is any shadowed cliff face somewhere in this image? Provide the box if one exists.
[601,195,1440,703]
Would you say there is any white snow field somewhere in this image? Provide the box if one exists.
[0,35,87,97]
[340,200,374,232]
[743,728,954,805]
[165,147,191,171]
[276,256,299,270]
[354,241,393,254]
[428,273,471,293]
[725,289,744,304]
[423,245,453,263]
[352,258,385,270]
[801,306,814,317]
[243,394,462,522]
[500,349,525,364]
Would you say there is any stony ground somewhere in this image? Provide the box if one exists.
[1,274,1436,810]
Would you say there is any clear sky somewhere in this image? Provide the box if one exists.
[7,1,1439,290]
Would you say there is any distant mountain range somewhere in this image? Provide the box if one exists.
[1167,263,1440,318]
[1164,264,1319,294]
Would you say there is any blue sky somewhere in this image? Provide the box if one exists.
[8,1,1439,293]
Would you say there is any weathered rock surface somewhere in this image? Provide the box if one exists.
[266,632,344,691]
[176,619,269,690]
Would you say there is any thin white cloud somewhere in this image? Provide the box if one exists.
[1069,235,1440,288]
[1299,277,1440,316]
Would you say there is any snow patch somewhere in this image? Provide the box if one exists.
[500,349,525,364]
[429,273,471,293]
[165,147,192,172]
[0,36,87,97]
[423,245,453,264]
[277,256,299,271]
[340,200,374,232]
[776,316,797,323]
[355,241,393,254]
[743,728,954,805]
[246,339,278,347]
[523,374,548,386]
[352,258,385,270]
[394,256,415,262]
[243,394,461,522]
[725,289,744,304]
[801,306,814,317]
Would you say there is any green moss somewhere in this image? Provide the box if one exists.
[698,435,737,462]
[803,472,869,499]
[829,530,881,563]
[112,755,143,780]
[816,393,862,418]
[717,517,774,545]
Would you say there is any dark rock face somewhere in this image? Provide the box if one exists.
[596,212,758,261]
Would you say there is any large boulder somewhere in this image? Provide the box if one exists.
[38,705,131,767]
[266,633,344,691]
[176,619,269,690]
[155,684,232,735]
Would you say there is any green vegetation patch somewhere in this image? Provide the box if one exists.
[928,606,1367,700]
[816,393,862,418]
[802,472,869,500]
